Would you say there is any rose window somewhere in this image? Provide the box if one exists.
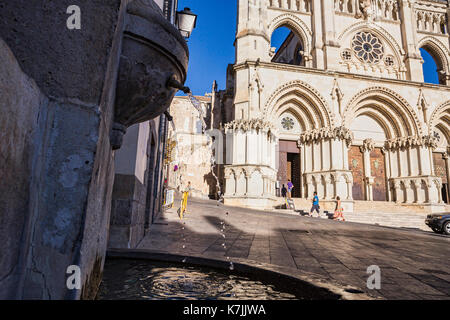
[281,117,295,131]
[352,32,384,64]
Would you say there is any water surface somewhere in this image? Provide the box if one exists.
[97,259,303,300]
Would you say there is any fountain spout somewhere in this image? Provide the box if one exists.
[164,111,173,122]
[166,74,190,94]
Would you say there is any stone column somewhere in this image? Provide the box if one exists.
[334,172,348,200]
[360,139,375,201]
[382,148,391,201]
[444,149,450,202]
[321,0,340,70]
[346,174,353,200]
[403,179,413,203]
[427,178,439,204]
[413,179,421,203]
[306,174,314,199]
[311,0,325,69]
[398,0,423,82]
[394,180,402,203]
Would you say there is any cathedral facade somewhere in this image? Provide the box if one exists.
[221,0,450,212]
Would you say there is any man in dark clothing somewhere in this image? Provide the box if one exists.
[281,184,287,198]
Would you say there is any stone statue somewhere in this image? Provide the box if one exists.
[359,0,374,20]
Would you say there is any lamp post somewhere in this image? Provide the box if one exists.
[176,7,197,39]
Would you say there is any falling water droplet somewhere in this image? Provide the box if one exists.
[182,258,187,263]
[229,262,234,271]
[182,245,186,249]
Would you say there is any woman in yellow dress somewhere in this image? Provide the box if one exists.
[178,181,191,219]
[333,196,345,221]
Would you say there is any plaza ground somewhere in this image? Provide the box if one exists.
[132,197,450,300]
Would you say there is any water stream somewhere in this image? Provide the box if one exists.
[186,93,233,270]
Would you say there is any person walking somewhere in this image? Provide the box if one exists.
[281,184,287,198]
[333,196,345,221]
[287,180,294,199]
[178,181,191,219]
[309,192,320,217]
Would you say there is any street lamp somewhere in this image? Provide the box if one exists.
[176,7,197,39]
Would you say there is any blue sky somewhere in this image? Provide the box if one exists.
[178,2,439,95]
[177,0,237,95]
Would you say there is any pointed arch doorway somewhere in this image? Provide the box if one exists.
[278,140,302,198]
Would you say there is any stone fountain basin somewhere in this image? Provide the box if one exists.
[104,249,377,300]
[114,0,189,128]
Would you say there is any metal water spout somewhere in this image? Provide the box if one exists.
[164,111,173,122]
[166,74,191,94]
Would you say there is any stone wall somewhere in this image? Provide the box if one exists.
[108,119,165,249]
[167,96,215,199]
[0,0,187,299]
[0,38,49,299]
[0,0,123,299]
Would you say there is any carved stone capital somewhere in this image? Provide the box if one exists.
[360,138,375,153]
[384,135,438,151]
[224,118,276,133]
[299,126,353,146]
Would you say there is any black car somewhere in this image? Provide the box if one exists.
[425,214,450,235]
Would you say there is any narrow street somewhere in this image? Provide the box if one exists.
[136,198,450,300]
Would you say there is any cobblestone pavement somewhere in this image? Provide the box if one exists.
[137,198,450,300]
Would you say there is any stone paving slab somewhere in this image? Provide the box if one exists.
[136,198,450,300]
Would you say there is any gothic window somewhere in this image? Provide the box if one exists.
[341,49,352,61]
[281,117,295,131]
[434,131,441,142]
[352,32,384,64]
[384,55,395,67]
[271,26,306,67]
[420,46,446,85]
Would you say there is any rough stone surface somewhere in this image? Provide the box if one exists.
[1,0,120,299]
[0,0,121,103]
[0,38,48,299]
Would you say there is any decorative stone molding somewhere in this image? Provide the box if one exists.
[359,0,376,21]
[360,138,375,153]
[224,118,276,133]
[304,170,353,200]
[415,10,447,35]
[429,99,450,132]
[384,135,438,150]
[298,126,354,146]
[443,147,450,160]
[417,36,450,74]
[268,0,312,14]
[264,80,335,128]
[343,86,423,136]
[337,22,404,63]
[390,175,442,204]
[267,12,313,47]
